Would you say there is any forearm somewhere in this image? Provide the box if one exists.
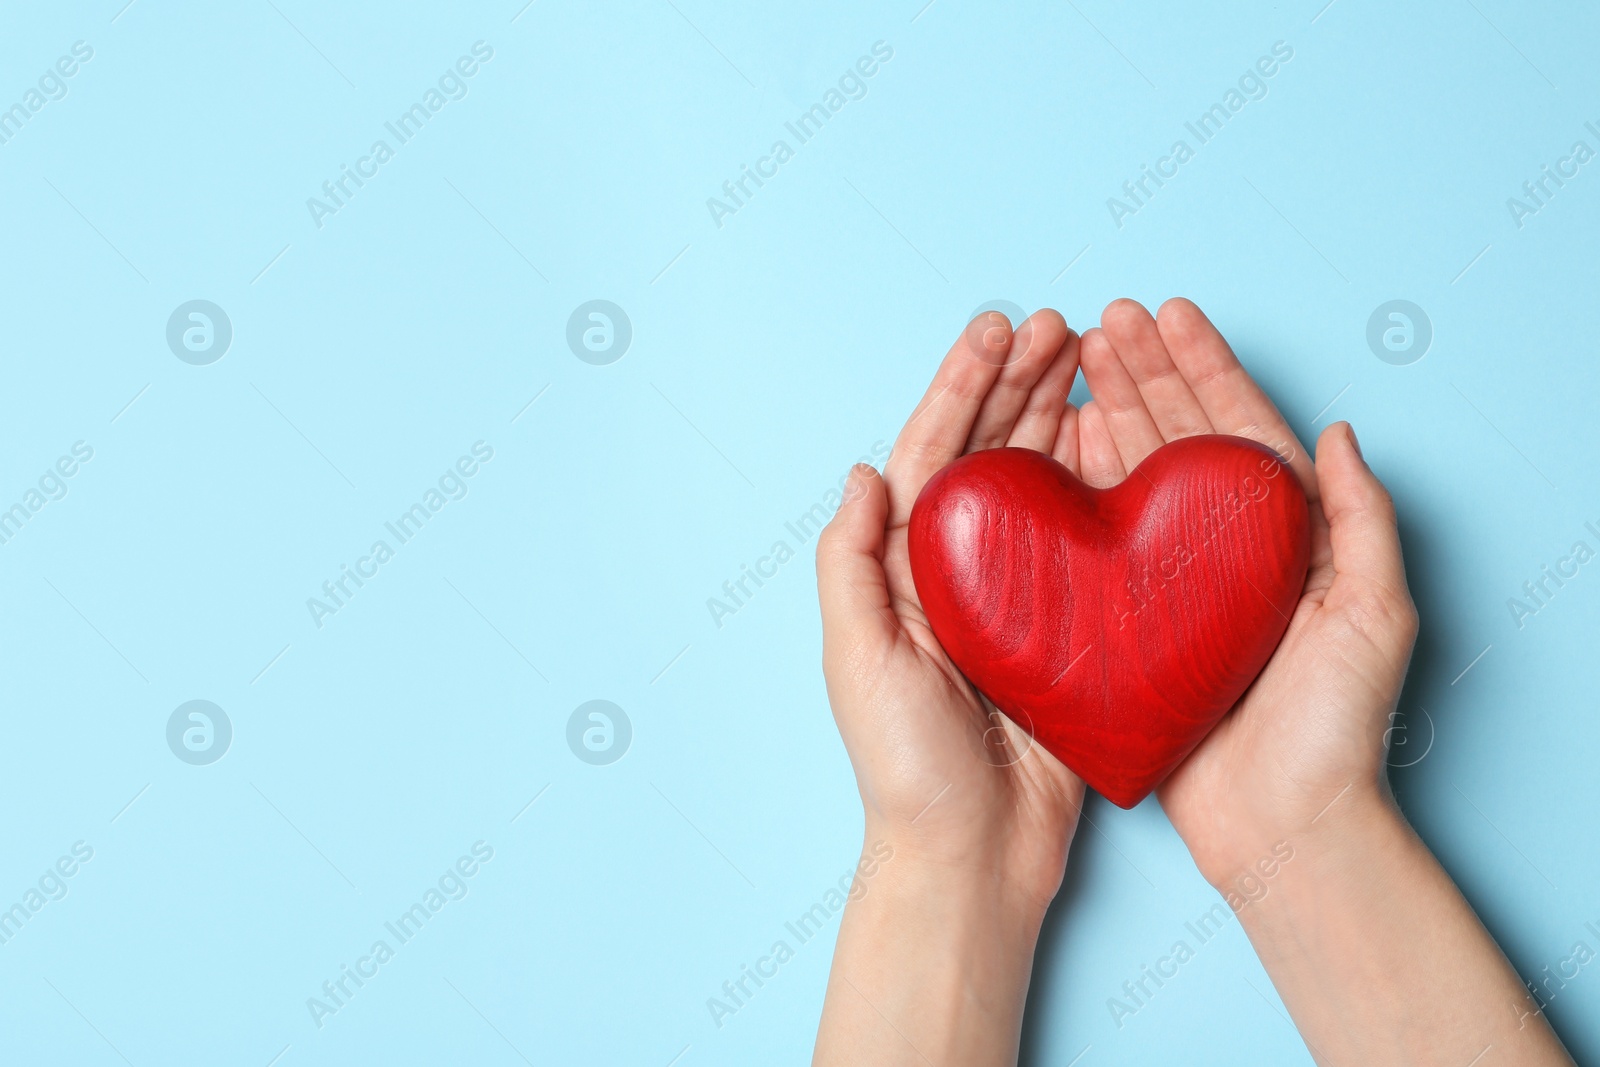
[813,833,1050,1067]
[1227,789,1573,1066]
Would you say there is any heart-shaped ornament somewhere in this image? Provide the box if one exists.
[908,436,1310,808]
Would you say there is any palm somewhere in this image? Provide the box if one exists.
[818,310,1089,906]
[1058,299,1415,875]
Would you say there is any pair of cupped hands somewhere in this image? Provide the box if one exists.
[816,298,1419,905]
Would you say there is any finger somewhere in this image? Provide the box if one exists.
[967,309,1070,451]
[883,313,1013,526]
[1316,423,1411,602]
[1079,325,1165,472]
[1155,298,1317,501]
[1051,403,1083,476]
[1006,326,1081,452]
[816,465,898,649]
[1100,297,1213,440]
[1077,401,1126,488]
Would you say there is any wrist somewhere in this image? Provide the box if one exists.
[859,827,1054,936]
[862,813,1065,923]
[1210,789,1569,1065]
[813,830,1050,1065]
[1191,775,1399,894]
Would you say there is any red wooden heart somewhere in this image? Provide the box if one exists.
[908,436,1310,808]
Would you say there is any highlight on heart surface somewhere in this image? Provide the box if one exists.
[908,434,1310,807]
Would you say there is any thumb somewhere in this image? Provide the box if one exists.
[815,464,896,648]
[1315,422,1417,629]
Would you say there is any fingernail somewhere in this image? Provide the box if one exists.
[845,463,874,502]
[1347,423,1364,460]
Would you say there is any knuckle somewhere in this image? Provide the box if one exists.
[1025,390,1066,420]
[1366,484,1399,525]
[1343,578,1418,645]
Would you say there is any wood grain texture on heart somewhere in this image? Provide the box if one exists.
[908,435,1310,809]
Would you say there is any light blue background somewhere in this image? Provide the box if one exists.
[1,1,1596,1064]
